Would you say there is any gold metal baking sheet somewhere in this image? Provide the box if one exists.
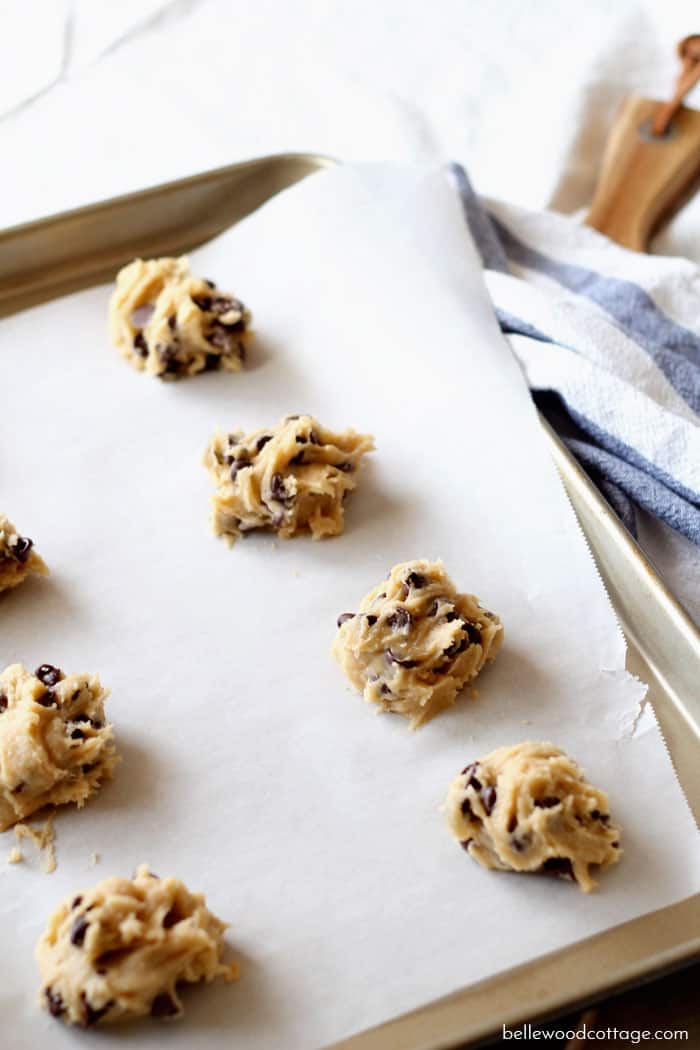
[1,154,697,1049]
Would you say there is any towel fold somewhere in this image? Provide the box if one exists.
[452,164,700,546]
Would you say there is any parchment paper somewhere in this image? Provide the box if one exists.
[0,165,698,1049]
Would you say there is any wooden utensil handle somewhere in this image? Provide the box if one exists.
[586,95,700,251]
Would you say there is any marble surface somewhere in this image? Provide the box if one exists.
[2,0,698,623]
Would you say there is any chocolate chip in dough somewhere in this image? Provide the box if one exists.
[81,992,113,1027]
[481,786,497,816]
[35,664,63,687]
[45,987,65,1018]
[385,649,418,668]
[337,613,355,628]
[405,571,426,589]
[542,857,575,880]
[386,607,412,630]
[9,535,33,563]
[70,915,90,947]
[151,992,179,1019]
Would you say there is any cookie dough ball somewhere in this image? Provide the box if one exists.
[445,742,622,892]
[109,256,251,378]
[0,514,48,593]
[37,864,239,1026]
[333,559,502,728]
[0,663,117,831]
[203,414,374,544]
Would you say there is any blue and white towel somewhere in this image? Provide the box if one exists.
[452,165,700,546]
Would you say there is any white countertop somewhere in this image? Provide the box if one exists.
[3,0,699,624]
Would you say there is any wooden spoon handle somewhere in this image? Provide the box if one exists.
[585,95,700,251]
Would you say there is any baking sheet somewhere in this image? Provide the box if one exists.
[0,164,698,1049]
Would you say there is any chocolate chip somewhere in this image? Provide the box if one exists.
[590,810,610,823]
[481,786,497,816]
[442,636,468,661]
[460,838,473,852]
[151,992,179,1018]
[70,915,89,947]
[158,345,181,375]
[461,763,482,792]
[167,314,177,331]
[230,454,250,481]
[210,296,238,315]
[366,615,378,626]
[95,948,130,967]
[71,896,83,909]
[337,613,355,628]
[270,473,291,502]
[336,462,353,472]
[36,692,56,707]
[70,728,85,740]
[12,782,24,793]
[464,622,483,646]
[507,814,517,832]
[9,535,33,563]
[611,841,620,849]
[204,352,221,371]
[427,600,439,616]
[296,434,308,444]
[192,294,213,311]
[511,835,528,852]
[461,798,473,817]
[35,664,63,687]
[386,607,412,630]
[205,279,216,289]
[256,435,272,452]
[385,649,418,668]
[82,763,97,774]
[162,906,182,928]
[133,332,148,357]
[81,992,113,1027]
[0,694,7,713]
[405,571,426,589]
[286,414,301,421]
[290,451,305,466]
[542,857,575,880]
[309,429,320,445]
[208,325,237,351]
[380,683,392,695]
[535,797,560,809]
[45,987,65,1018]
[72,713,94,725]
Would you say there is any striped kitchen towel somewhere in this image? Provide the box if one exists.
[452,165,700,546]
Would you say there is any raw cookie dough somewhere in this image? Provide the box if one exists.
[0,664,117,831]
[333,559,503,728]
[445,741,622,893]
[109,256,251,378]
[37,864,239,1026]
[203,413,374,543]
[0,514,48,593]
